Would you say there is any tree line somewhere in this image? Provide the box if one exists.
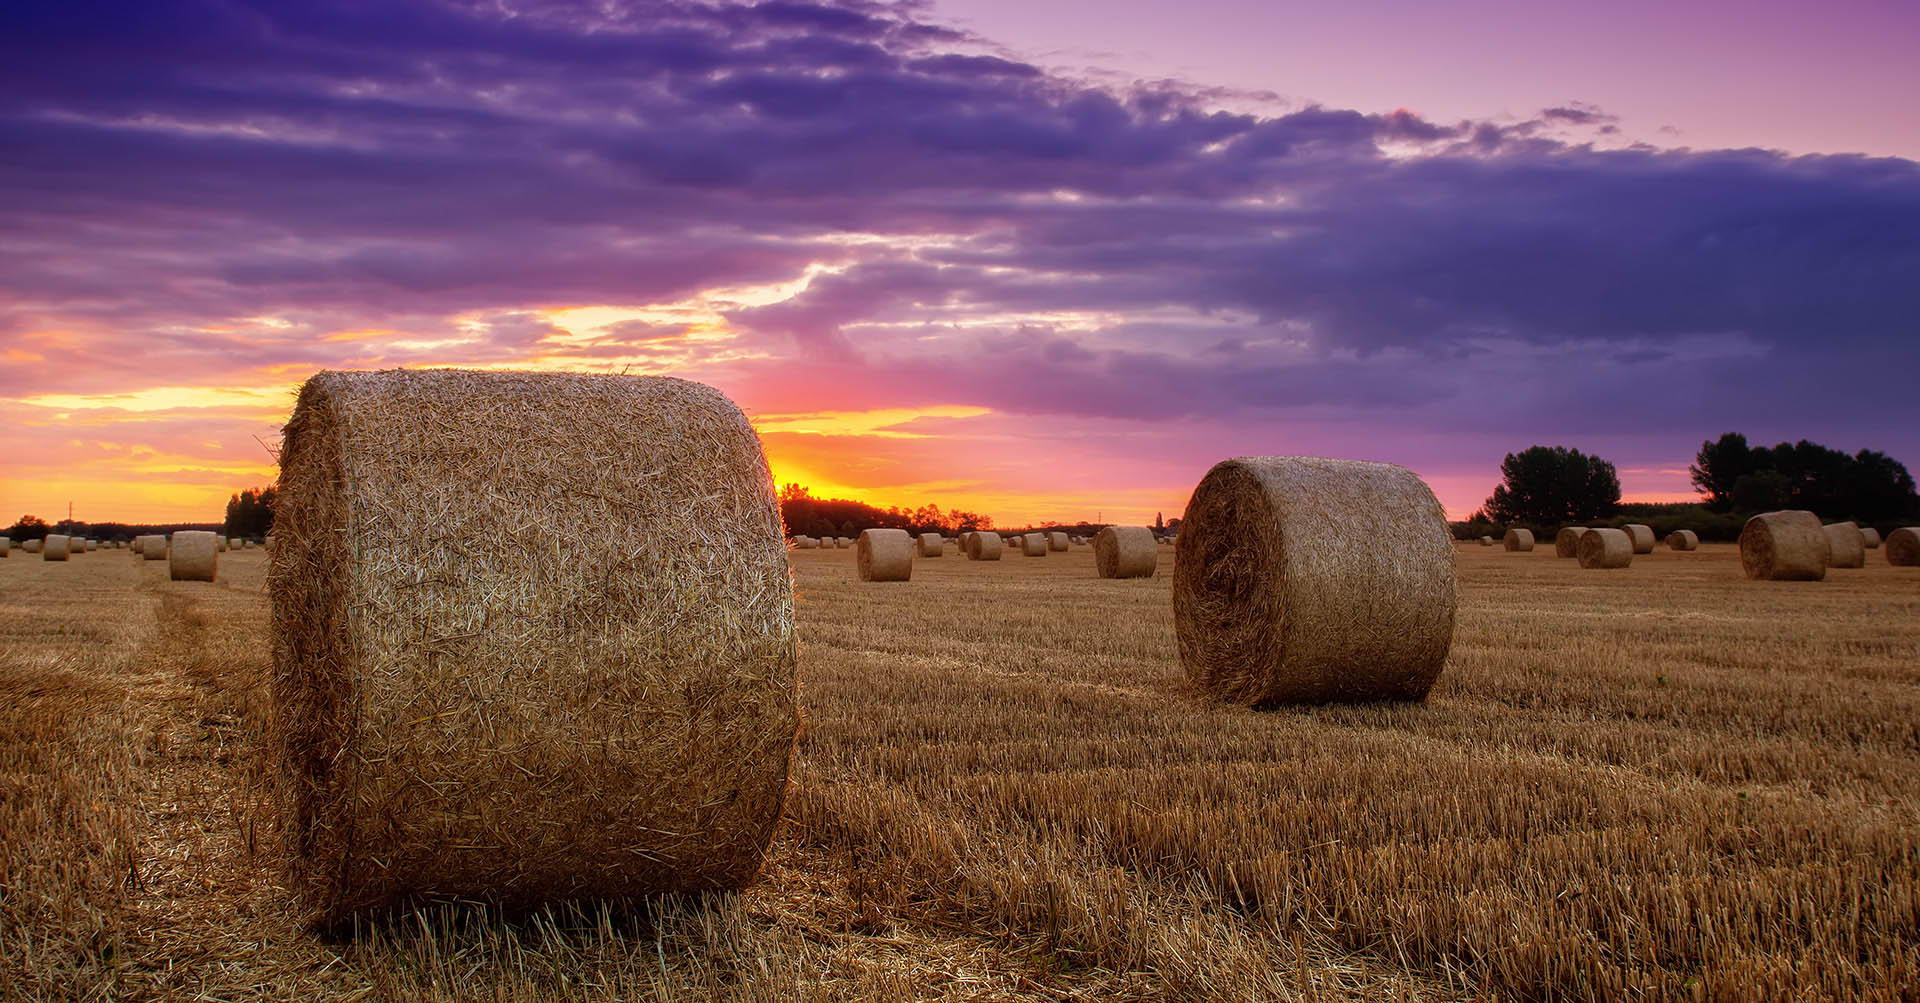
[778,484,992,539]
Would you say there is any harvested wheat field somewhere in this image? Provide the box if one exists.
[3,544,1918,1001]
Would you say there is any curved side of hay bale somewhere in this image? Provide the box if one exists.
[0,536,8,556]
[1502,528,1534,552]
[1093,526,1157,579]
[269,369,797,926]
[1021,533,1048,557]
[217,537,229,553]
[1739,510,1829,581]
[1477,536,1493,546]
[1885,528,1920,566]
[917,533,944,557]
[1576,528,1633,568]
[1665,530,1699,551]
[23,539,42,554]
[169,530,220,582]
[1046,531,1068,552]
[1553,527,1587,558]
[1822,522,1865,569]
[1172,456,1455,705]
[857,528,914,581]
[1622,524,1656,554]
[966,532,1004,561]
[143,536,168,560]
[43,534,71,561]
[1860,528,1882,549]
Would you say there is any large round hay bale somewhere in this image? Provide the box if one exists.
[1885,528,1920,566]
[1860,528,1882,549]
[1621,524,1655,554]
[143,535,167,560]
[23,539,42,554]
[1664,529,1699,551]
[1552,527,1587,558]
[1172,456,1455,705]
[1739,510,1829,581]
[965,532,1003,561]
[1021,533,1048,557]
[1822,522,1865,569]
[1502,528,1534,552]
[917,533,944,557]
[1093,526,1157,579]
[269,369,795,926]
[1576,528,1632,568]
[1046,531,1068,552]
[857,528,914,581]
[43,534,71,561]
[169,530,220,582]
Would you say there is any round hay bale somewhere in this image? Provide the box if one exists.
[837,536,851,548]
[1739,510,1829,581]
[1046,531,1068,552]
[1172,456,1455,705]
[1021,533,1048,557]
[965,531,1003,561]
[1502,528,1534,552]
[0,536,8,556]
[169,530,220,582]
[1093,526,1156,579]
[1664,529,1699,551]
[1621,524,1656,554]
[793,535,817,549]
[917,533,944,557]
[857,528,914,581]
[1860,528,1882,549]
[1477,536,1493,546]
[24,539,43,554]
[269,369,795,926]
[1576,528,1632,568]
[1822,522,1865,569]
[1885,528,1920,566]
[43,534,71,561]
[216,537,229,553]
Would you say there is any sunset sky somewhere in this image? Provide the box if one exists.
[4,0,1917,526]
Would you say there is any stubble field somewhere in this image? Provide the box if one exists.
[2,542,1915,1001]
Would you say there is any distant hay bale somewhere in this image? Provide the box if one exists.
[1502,528,1534,552]
[1622,524,1656,554]
[857,528,914,581]
[793,536,817,549]
[1576,528,1633,568]
[170,530,220,582]
[24,539,43,554]
[43,534,71,561]
[917,533,944,557]
[1046,531,1068,552]
[1665,530,1699,551]
[1822,522,1865,569]
[1739,510,1829,581]
[836,536,850,548]
[1886,528,1920,566]
[965,531,1003,561]
[0,536,8,556]
[1172,456,1455,705]
[268,369,796,926]
[1477,536,1493,546]
[1861,528,1882,549]
[1093,526,1156,579]
[1021,533,1048,557]
[217,537,229,552]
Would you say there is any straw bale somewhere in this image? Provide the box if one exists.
[965,531,1003,561]
[1172,456,1455,705]
[268,368,796,926]
[24,539,42,554]
[1021,533,1048,557]
[1885,528,1920,566]
[1622,523,1656,554]
[835,536,850,548]
[1860,528,1882,549]
[1093,526,1156,578]
[1739,510,1829,581]
[145,536,168,560]
[1047,531,1068,552]
[1502,528,1534,552]
[170,530,220,582]
[918,533,945,557]
[857,528,914,581]
[43,534,71,561]
[1576,528,1633,568]
[0,536,8,556]
[1665,530,1699,551]
[1822,522,1865,569]
[217,537,229,552]
[1477,536,1493,546]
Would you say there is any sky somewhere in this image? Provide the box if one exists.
[3,0,1917,527]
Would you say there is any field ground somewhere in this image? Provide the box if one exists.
[2,542,1916,1001]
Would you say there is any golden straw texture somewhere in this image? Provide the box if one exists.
[1822,523,1865,569]
[964,532,1003,561]
[917,533,944,557]
[141,536,167,561]
[168,531,219,582]
[269,369,796,927]
[856,528,914,581]
[1739,510,1830,581]
[1664,529,1699,551]
[1093,526,1156,578]
[1621,524,1656,554]
[1172,456,1455,705]
[43,534,70,562]
[1576,528,1633,568]
[23,539,41,554]
[1502,528,1534,552]
[1554,527,1587,558]
[1885,528,1920,566]
[1021,533,1048,557]
[1860,527,1882,549]
[1046,532,1068,553]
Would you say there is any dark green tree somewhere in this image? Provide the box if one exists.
[1482,446,1621,526]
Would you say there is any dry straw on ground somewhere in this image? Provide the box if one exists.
[268,368,797,927]
[1021,533,1048,557]
[1885,527,1920,565]
[1665,529,1699,551]
[918,533,944,557]
[1577,528,1633,568]
[43,534,71,561]
[1823,522,1866,569]
[168,531,219,582]
[1739,510,1830,581]
[1621,524,1656,554]
[1173,456,1455,705]
[1553,527,1587,558]
[1093,526,1157,579]
[1502,529,1533,552]
[857,528,914,582]
[965,532,1004,561]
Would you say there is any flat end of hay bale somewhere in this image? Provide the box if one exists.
[1739,510,1829,581]
[857,528,914,581]
[1093,526,1157,578]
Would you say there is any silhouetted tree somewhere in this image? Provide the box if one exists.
[1690,433,1917,520]
[224,486,277,539]
[1482,446,1621,526]
[5,514,50,541]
